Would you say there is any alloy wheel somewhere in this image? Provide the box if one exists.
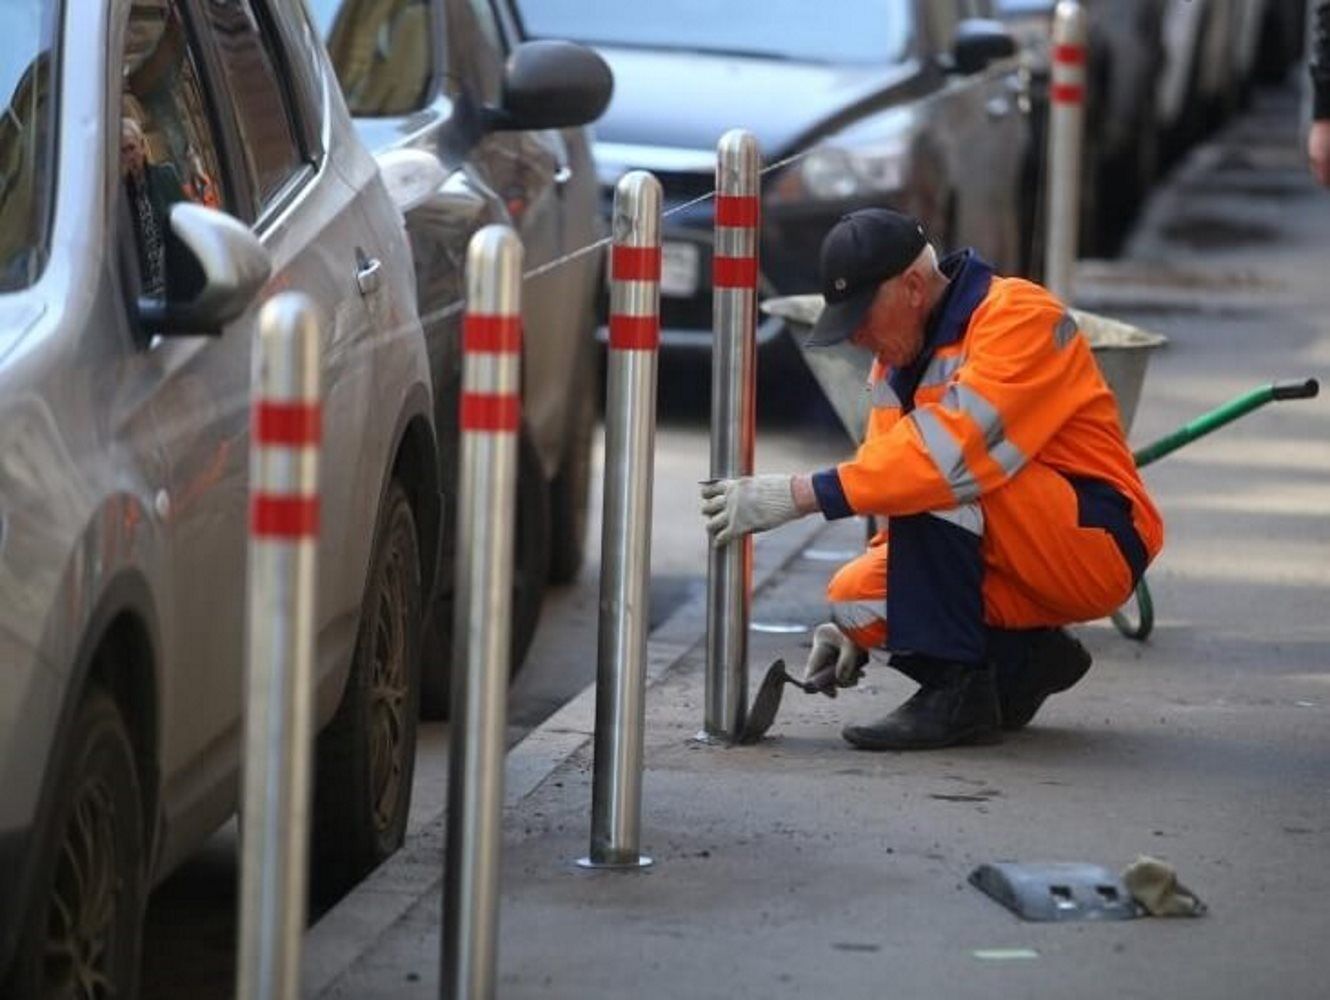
[43,777,121,999]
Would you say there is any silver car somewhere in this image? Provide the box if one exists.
[0,0,440,994]
[305,0,614,716]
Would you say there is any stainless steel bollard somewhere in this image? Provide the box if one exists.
[703,130,760,743]
[236,293,322,1000]
[442,226,524,1000]
[580,172,662,870]
[1044,0,1088,302]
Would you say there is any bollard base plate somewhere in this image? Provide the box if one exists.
[691,729,737,747]
[576,855,654,870]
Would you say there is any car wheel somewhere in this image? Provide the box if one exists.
[420,429,549,718]
[547,355,596,585]
[312,479,422,903]
[6,687,145,1000]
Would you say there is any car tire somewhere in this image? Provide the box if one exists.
[420,429,549,719]
[312,479,422,904]
[547,355,597,585]
[5,687,145,999]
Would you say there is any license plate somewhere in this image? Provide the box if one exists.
[660,241,700,298]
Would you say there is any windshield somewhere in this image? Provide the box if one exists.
[0,0,60,292]
[516,0,911,65]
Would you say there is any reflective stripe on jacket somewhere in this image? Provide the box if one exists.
[810,250,1163,563]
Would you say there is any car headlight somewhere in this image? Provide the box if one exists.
[770,139,910,205]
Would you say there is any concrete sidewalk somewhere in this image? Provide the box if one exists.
[305,89,1330,999]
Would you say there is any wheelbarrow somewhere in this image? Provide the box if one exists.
[760,295,1166,441]
[759,295,1321,644]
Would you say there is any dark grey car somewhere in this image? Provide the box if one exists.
[997,0,1167,257]
[305,0,613,715]
[0,0,441,993]
[517,0,1026,352]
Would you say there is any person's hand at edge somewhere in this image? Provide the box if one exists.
[1309,120,1330,187]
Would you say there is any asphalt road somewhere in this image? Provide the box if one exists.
[139,354,849,998]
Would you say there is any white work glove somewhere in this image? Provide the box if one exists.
[801,623,867,693]
[700,475,801,547]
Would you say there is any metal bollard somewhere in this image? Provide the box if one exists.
[236,293,322,1000]
[703,130,761,743]
[580,172,662,870]
[1043,0,1088,302]
[442,225,523,1000]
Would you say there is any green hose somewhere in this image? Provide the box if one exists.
[1112,378,1319,640]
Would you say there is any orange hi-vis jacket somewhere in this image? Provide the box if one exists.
[811,250,1164,653]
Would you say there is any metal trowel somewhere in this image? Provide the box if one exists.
[737,658,837,744]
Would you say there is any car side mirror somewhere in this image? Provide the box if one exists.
[484,40,613,132]
[139,203,272,336]
[375,148,448,214]
[951,19,1017,75]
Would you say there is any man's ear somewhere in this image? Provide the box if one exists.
[905,271,925,310]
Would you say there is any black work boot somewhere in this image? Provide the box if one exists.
[992,627,1093,731]
[842,657,1001,751]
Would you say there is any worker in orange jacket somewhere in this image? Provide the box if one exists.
[701,208,1163,750]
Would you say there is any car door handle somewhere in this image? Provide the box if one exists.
[356,256,382,296]
[986,97,1012,120]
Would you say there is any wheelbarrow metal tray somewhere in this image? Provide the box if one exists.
[761,295,1167,441]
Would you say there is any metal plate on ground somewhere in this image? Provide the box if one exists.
[969,862,1141,922]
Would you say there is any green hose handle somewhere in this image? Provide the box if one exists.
[1132,378,1319,469]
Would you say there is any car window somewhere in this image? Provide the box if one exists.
[463,0,503,52]
[0,0,60,293]
[197,0,304,210]
[451,0,504,102]
[923,2,961,51]
[516,0,912,65]
[121,0,228,299]
[307,0,434,116]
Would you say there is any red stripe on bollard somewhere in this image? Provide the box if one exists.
[460,391,521,432]
[251,494,320,538]
[609,314,660,350]
[713,256,758,288]
[1052,44,1085,65]
[611,245,662,282]
[1051,83,1085,105]
[463,314,522,353]
[714,195,759,228]
[254,401,321,447]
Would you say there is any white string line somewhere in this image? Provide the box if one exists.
[410,143,822,332]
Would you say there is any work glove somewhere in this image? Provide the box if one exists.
[700,475,801,547]
[801,623,867,694]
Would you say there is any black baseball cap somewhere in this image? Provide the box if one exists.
[807,208,928,347]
